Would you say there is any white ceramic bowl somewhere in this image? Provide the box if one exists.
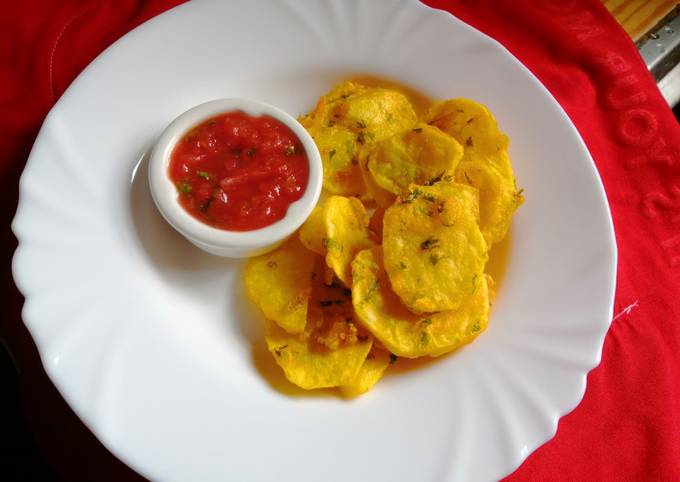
[148,98,322,258]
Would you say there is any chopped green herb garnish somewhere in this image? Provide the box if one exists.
[196,171,211,180]
[429,253,441,265]
[471,321,481,333]
[421,318,432,325]
[420,332,430,345]
[322,237,343,251]
[198,196,214,212]
[365,279,380,300]
[402,188,422,203]
[417,206,432,217]
[425,173,454,186]
[397,261,407,270]
[185,130,198,144]
[420,237,440,250]
[356,120,367,129]
[423,194,436,203]
[274,344,289,356]
[176,180,192,195]
[425,172,444,185]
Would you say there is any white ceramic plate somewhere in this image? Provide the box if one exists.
[12,1,617,481]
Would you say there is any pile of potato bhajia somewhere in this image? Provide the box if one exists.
[245,81,523,396]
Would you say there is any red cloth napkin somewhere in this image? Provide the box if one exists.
[2,0,679,480]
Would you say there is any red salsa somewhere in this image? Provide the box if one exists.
[168,111,309,231]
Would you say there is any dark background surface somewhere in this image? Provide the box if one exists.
[0,2,181,481]
[0,75,144,482]
[0,171,147,482]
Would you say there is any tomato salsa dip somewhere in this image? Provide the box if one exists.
[168,111,310,231]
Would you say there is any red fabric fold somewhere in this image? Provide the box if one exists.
[2,0,679,480]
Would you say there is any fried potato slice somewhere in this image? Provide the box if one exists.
[359,153,396,208]
[306,260,368,349]
[311,125,365,196]
[309,81,416,141]
[331,87,417,144]
[424,98,523,245]
[455,156,523,246]
[298,113,315,131]
[366,123,464,195]
[324,196,375,285]
[305,82,418,196]
[265,258,373,390]
[352,247,490,358]
[340,348,391,397]
[298,206,325,255]
[303,80,367,131]
[245,236,316,334]
[265,320,372,390]
[303,81,367,196]
[299,196,375,285]
[424,98,509,165]
[383,182,487,313]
